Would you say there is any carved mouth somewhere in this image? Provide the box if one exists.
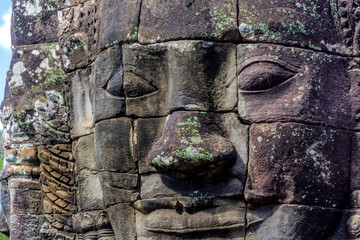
[134,198,245,234]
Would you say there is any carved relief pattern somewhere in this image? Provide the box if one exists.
[73,211,116,240]
[338,0,360,50]
[40,215,75,240]
[38,144,76,214]
[348,213,360,238]
[338,0,354,46]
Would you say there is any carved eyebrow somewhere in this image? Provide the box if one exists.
[237,56,300,75]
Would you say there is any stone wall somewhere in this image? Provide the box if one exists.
[0,0,360,239]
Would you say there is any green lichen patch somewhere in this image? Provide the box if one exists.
[9,44,66,97]
[209,3,235,37]
[12,0,59,46]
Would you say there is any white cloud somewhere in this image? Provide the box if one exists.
[0,9,11,50]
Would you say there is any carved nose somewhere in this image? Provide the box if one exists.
[148,111,237,179]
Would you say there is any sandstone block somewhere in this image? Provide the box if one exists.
[76,169,105,211]
[245,122,351,208]
[139,0,239,43]
[95,118,136,173]
[69,68,94,138]
[238,0,349,54]
[92,46,125,122]
[97,0,141,48]
[136,117,167,174]
[99,171,138,206]
[107,203,136,240]
[74,134,97,172]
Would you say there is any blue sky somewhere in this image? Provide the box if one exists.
[0,0,12,129]
[0,0,12,102]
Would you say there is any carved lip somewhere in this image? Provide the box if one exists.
[135,198,245,234]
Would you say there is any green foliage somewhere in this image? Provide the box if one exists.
[0,232,9,240]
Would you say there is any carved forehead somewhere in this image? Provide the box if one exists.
[238,0,347,53]
[106,0,358,55]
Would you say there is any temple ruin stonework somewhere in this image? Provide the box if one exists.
[1,0,360,239]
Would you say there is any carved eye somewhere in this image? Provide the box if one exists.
[238,61,298,92]
[124,72,158,98]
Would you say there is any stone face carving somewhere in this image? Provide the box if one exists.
[123,41,237,116]
[2,0,360,239]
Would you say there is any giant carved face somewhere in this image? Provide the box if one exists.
[90,0,360,239]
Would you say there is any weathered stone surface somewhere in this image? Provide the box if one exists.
[237,44,354,129]
[8,44,65,98]
[135,198,245,239]
[10,214,45,240]
[246,204,342,240]
[1,91,70,145]
[74,134,97,172]
[0,180,10,232]
[238,0,351,55]
[107,203,136,240]
[351,133,360,193]
[93,46,124,122]
[76,170,104,211]
[95,118,136,173]
[219,113,249,185]
[136,118,167,174]
[97,0,140,48]
[349,62,360,130]
[139,0,239,43]
[12,0,59,46]
[19,146,38,165]
[245,123,351,208]
[99,171,138,206]
[68,68,94,138]
[4,145,39,167]
[123,41,237,117]
[73,137,102,211]
[58,1,97,71]
[9,179,41,215]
